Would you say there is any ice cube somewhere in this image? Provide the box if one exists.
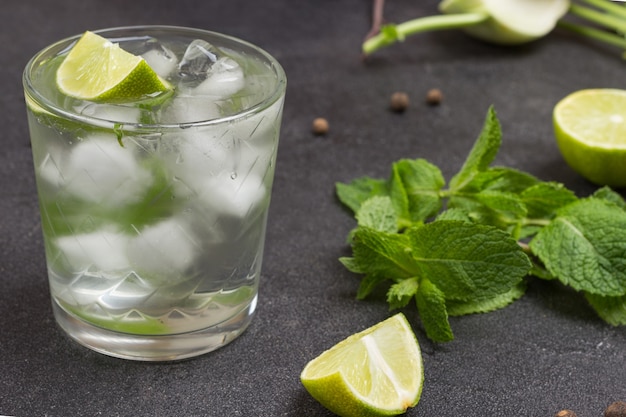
[38,151,63,187]
[193,57,245,98]
[116,36,179,80]
[127,217,200,284]
[141,41,178,79]
[197,173,267,219]
[224,103,283,179]
[75,102,141,124]
[177,39,221,83]
[55,229,131,272]
[160,127,230,198]
[158,95,222,124]
[62,133,154,207]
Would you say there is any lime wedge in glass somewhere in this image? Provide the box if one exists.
[56,31,172,102]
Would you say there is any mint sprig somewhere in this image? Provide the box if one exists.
[337,106,626,342]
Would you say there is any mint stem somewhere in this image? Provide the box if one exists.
[363,12,489,55]
[558,0,626,53]
[568,3,626,34]
[518,241,531,255]
[523,218,552,227]
[577,0,626,20]
[558,20,626,50]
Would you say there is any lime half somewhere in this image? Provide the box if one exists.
[553,88,626,187]
[300,313,424,417]
[56,31,172,102]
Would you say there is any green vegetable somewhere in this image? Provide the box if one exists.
[337,106,626,342]
[363,0,626,56]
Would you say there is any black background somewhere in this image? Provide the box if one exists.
[2,1,625,416]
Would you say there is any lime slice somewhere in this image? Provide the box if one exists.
[553,88,626,187]
[25,94,52,115]
[213,286,256,306]
[60,301,170,335]
[300,313,424,417]
[56,31,172,102]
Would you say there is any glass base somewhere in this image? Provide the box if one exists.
[51,297,257,361]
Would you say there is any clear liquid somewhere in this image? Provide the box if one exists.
[26,30,284,348]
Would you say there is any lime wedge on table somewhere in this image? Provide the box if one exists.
[300,313,424,417]
[553,88,626,188]
[56,31,172,102]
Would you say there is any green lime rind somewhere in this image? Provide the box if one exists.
[137,89,175,125]
[26,94,91,136]
[554,118,626,187]
[303,372,422,417]
[301,314,423,417]
[90,60,172,103]
[213,286,256,307]
[56,31,172,103]
[60,301,170,335]
[553,89,626,188]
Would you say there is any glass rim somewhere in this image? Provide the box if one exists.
[23,25,287,131]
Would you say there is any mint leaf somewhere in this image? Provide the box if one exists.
[347,226,418,281]
[336,177,387,214]
[356,273,386,300]
[406,220,531,300]
[585,292,626,326]
[389,159,445,224]
[592,186,626,210]
[521,182,577,220]
[448,190,527,238]
[469,190,527,217]
[337,159,444,228]
[387,278,419,310]
[355,196,398,233]
[415,279,454,342]
[388,164,411,227]
[517,182,578,239]
[344,220,530,342]
[462,167,539,194]
[530,198,626,296]
[339,256,363,274]
[447,167,542,237]
[337,105,626,338]
[435,208,473,223]
[446,281,526,316]
[449,106,502,191]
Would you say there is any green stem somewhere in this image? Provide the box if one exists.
[569,3,626,33]
[522,218,552,227]
[517,241,532,255]
[558,20,626,50]
[362,12,489,55]
[518,242,557,280]
[577,0,626,20]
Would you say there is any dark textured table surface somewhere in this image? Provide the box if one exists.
[2,1,626,416]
